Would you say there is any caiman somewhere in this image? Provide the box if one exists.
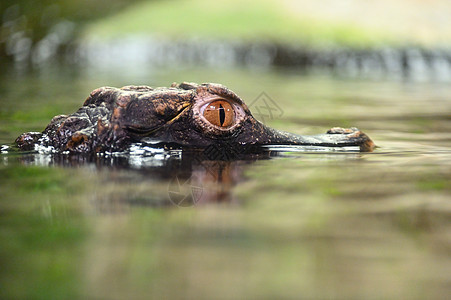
[15,82,375,153]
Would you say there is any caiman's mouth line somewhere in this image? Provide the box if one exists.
[125,102,192,136]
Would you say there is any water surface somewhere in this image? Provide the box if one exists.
[1,68,450,299]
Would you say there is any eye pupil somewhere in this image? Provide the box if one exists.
[203,100,234,128]
[219,104,225,126]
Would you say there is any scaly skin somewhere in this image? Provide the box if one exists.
[15,82,375,153]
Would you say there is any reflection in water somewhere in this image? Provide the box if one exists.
[8,148,265,208]
[168,160,244,206]
[7,145,362,209]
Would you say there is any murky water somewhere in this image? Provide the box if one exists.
[1,67,450,299]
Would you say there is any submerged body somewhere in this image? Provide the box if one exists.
[16,82,375,153]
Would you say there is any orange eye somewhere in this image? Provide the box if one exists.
[203,100,234,127]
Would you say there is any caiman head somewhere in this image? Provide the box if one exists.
[15,82,375,153]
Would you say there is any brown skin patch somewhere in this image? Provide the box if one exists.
[359,134,376,152]
[96,119,108,136]
[154,103,167,116]
[66,133,89,151]
[116,95,132,108]
[112,107,122,119]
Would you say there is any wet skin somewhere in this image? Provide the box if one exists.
[15,82,375,153]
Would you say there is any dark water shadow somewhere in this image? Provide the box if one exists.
[2,144,365,208]
[3,147,272,207]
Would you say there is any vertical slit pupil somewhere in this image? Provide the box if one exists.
[219,104,225,126]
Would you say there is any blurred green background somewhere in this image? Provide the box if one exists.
[2,0,451,75]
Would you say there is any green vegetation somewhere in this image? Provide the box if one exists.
[0,0,141,65]
[418,178,449,191]
[82,0,394,48]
